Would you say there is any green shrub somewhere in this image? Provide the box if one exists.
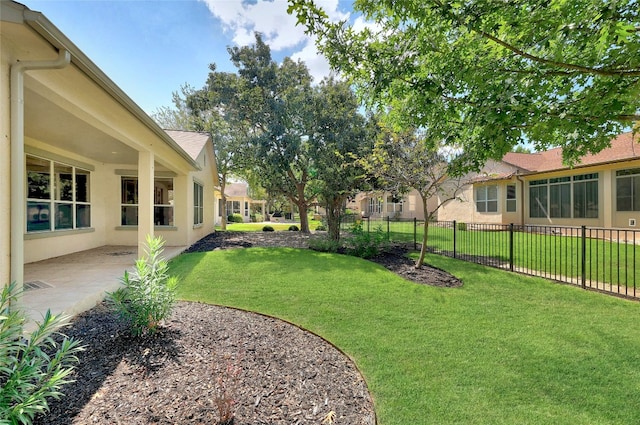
[227,214,244,223]
[315,225,327,231]
[457,222,467,231]
[0,282,84,424]
[250,213,264,223]
[345,224,389,259]
[262,225,275,232]
[107,235,178,336]
[308,235,341,253]
[288,225,299,231]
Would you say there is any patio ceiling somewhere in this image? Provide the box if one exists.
[24,86,140,165]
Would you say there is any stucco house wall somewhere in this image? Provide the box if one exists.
[438,133,640,229]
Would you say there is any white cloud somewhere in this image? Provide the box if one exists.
[199,0,348,82]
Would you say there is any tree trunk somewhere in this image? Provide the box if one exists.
[326,196,344,241]
[415,194,429,269]
[220,181,227,231]
[293,182,311,233]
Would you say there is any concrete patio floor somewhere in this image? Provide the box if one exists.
[22,245,187,331]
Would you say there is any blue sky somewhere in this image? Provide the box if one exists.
[23,0,354,115]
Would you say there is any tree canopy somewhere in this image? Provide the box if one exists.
[186,33,371,234]
[289,0,640,168]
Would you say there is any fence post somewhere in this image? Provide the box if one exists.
[387,215,390,241]
[413,217,417,251]
[509,223,514,272]
[453,220,457,259]
[581,225,587,289]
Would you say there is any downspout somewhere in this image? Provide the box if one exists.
[515,172,525,226]
[10,49,71,296]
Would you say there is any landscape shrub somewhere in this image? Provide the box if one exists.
[107,235,178,336]
[314,225,327,231]
[262,225,275,232]
[457,222,467,231]
[227,214,244,223]
[0,283,84,424]
[344,224,389,259]
[288,225,299,231]
[308,235,341,253]
[250,213,264,223]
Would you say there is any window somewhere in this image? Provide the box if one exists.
[244,201,249,217]
[194,182,204,225]
[573,173,598,218]
[528,173,599,219]
[616,168,640,211]
[121,177,174,226]
[549,177,571,218]
[529,179,548,218]
[26,155,91,232]
[368,197,382,214]
[386,195,404,213]
[506,185,517,212]
[226,201,241,215]
[475,185,498,213]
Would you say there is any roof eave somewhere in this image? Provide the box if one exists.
[21,7,201,171]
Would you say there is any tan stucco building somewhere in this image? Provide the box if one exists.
[438,132,640,229]
[1,1,219,291]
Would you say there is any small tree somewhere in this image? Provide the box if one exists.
[364,126,466,268]
[0,283,84,424]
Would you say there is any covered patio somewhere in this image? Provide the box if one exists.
[22,245,186,330]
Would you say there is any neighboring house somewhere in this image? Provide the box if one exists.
[348,190,439,221]
[438,132,640,229]
[217,182,266,223]
[1,2,219,290]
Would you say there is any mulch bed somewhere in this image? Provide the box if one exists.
[34,231,461,424]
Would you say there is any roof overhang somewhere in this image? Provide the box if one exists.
[3,1,200,171]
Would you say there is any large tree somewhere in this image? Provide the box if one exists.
[289,0,640,167]
[309,78,373,241]
[195,34,318,232]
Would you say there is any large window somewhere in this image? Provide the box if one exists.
[475,185,498,213]
[529,179,548,218]
[616,168,640,211]
[194,182,204,225]
[121,177,174,226]
[549,177,571,218]
[573,173,599,218]
[528,173,598,219]
[26,155,91,232]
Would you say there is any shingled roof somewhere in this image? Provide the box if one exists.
[502,132,640,173]
[164,130,211,162]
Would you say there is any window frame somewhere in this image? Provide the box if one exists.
[528,173,599,219]
[475,185,498,213]
[193,181,204,226]
[120,176,175,226]
[616,168,640,212]
[26,154,91,233]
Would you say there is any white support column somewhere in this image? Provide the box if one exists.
[138,151,154,256]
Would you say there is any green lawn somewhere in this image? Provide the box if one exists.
[170,248,640,425]
[354,219,639,288]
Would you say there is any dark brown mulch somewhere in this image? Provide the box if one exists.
[34,231,461,425]
[35,302,375,425]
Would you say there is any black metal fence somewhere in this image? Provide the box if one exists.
[341,216,640,299]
